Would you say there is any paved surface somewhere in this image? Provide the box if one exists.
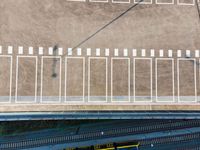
[1,112,200,120]
[0,0,200,111]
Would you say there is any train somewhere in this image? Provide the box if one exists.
[65,141,139,150]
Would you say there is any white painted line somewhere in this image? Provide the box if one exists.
[155,58,174,102]
[156,0,174,4]
[48,47,53,55]
[177,59,197,102]
[87,48,91,56]
[114,49,119,56]
[134,0,152,4]
[88,57,107,102]
[150,49,155,57]
[8,46,13,54]
[28,47,33,55]
[123,49,128,56]
[96,48,100,56]
[0,56,12,103]
[195,50,199,57]
[89,0,108,2]
[39,47,43,55]
[168,50,173,57]
[58,48,63,55]
[133,49,137,57]
[186,50,191,58]
[159,49,164,57]
[177,0,195,5]
[112,0,130,3]
[18,46,23,54]
[0,46,2,54]
[77,48,82,56]
[177,50,182,57]
[67,0,85,1]
[40,56,62,103]
[141,49,146,57]
[65,57,85,103]
[15,56,37,103]
[105,48,109,56]
[68,48,72,56]
[134,58,152,102]
[111,58,130,102]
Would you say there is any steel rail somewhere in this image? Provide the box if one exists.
[1,120,200,150]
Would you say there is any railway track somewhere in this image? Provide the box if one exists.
[78,119,174,134]
[1,120,200,150]
[140,132,200,150]
[141,132,200,145]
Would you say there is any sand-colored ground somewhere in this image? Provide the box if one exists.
[0,0,199,111]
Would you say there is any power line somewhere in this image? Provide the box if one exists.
[195,0,200,21]
[64,0,144,55]
[52,0,143,77]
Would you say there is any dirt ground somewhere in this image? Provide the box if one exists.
[0,0,200,111]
